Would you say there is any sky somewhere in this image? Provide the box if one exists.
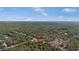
[0,7,79,21]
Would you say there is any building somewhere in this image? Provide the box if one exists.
[32,36,43,43]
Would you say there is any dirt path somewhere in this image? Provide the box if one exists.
[0,42,26,51]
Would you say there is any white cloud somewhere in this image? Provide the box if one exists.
[53,16,66,21]
[26,17,32,21]
[33,7,48,16]
[63,8,77,12]
[53,16,79,21]
[6,16,32,21]
[56,16,64,19]
[7,17,12,20]
[5,16,17,21]
[41,12,48,16]
[33,7,45,12]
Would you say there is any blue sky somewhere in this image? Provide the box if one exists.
[0,7,79,21]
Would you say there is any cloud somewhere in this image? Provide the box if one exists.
[53,16,66,21]
[62,8,77,12]
[7,17,12,20]
[53,16,79,21]
[56,16,64,19]
[4,16,32,21]
[33,7,45,12]
[33,7,48,16]
[41,12,48,16]
[26,17,32,21]
[5,16,17,21]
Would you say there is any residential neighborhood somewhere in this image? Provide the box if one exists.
[0,22,79,51]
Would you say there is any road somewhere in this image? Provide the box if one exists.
[0,41,26,51]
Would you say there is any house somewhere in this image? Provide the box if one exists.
[0,40,3,42]
[2,42,7,47]
[4,35,9,39]
[32,36,43,43]
[19,32,26,36]
[48,37,64,49]
[64,32,68,35]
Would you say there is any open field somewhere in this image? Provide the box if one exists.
[0,21,79,51]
